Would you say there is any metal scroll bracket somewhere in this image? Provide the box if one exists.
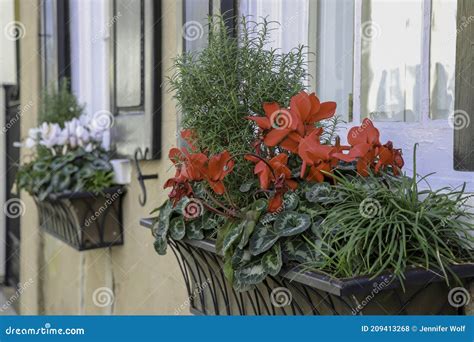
[134,148,159,206]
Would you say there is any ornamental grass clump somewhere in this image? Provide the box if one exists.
[308,151,474,286]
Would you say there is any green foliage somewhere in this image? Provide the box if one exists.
[39,79,84,126]
[16,147,114,200]
[309,173,474,286]
[168,15,307,205]
[153,166,474,290]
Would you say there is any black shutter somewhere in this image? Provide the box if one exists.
[57,0,71,86]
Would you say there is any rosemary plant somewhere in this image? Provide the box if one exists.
[168,15,308,206]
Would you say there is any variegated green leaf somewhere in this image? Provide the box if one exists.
[238,210,259,249]
[231,247,252,268]
[298,203,324,218]
[261,242,282,276]
[169,217,186,240]
[223,257,234,283]
[305,183,343,205]
[273,211,311,237]
[152,201,172,237]
[152,201,173,255]
[283,192,299,211]
[282,238,315,263]
[216,220,234,255]
[260,212,276,225]
[153,238,167,256]
[305,183,332,203]
[249,224,280,256]
[234,259,267,285]
[222,221,245,253]
[186,220,204,240]
[153,220,169,255]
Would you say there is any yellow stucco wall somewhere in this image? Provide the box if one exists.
[18,0,188,315]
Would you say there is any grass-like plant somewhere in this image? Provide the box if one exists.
[308,149,474,285]
[168,15,307,205]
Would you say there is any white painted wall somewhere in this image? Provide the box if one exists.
[0,0,17,281]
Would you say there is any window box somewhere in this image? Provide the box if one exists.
[35,186,125,251]
[141,218,473,315]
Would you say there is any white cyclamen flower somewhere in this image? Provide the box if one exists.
[39,123,62,149]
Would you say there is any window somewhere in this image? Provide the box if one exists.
[39,0,71,89]
[242,0,472,189]
[314,0,354,121]
[112,0,144,113]
[110,0,162,159]
[183,0,211,52]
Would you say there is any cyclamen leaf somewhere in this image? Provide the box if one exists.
[282,239,315,264]
[261,242,282,276]
[223,257,234,283]
[249,224,280,256]
[152,201,173,255]
[222,221,245,253]
[154,238,167,256]
[238,210,259,249]
[231,248,252,268]
[186,219,204,240]
[273,211,311,237]
[153,220,169,255]
[216,220,235,255]
[234,259,267,285]
[305,183,342,204]
[169,217,186,240]
[283,192,299,211]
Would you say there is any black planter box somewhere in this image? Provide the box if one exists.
[35,187,125,251]
[141,218,474,315]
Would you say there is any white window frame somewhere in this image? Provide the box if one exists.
[308,0,473,191]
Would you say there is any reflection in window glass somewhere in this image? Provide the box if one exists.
[114,0,143,109]
[316,0,354,121]
[41,0,58,89]
[361,0,423,122]
[430,0,456,120]
[240,0,309,53]
[184,0,210,53]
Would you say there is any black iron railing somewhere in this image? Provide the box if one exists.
[37,187,125,251]
[141,218,474,315]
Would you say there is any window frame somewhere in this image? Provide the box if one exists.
[39,0,72,89]
[111,0,146,115]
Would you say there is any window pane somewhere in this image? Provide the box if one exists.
[183,0,209,53]
[240,0,309,53]
[41,0,58,89]
[361,0,423,122]
[114,0,143,109]
[316,0,354,121]
[430,0,456,120]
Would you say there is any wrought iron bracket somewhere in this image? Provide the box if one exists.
[134,148,159,206]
